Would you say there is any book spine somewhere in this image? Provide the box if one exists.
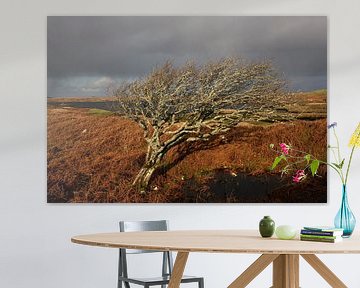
[300,237,337,243]
[300,234,337,240]
[301,230,336,236]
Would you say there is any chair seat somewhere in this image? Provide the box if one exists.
[119,274,203,286]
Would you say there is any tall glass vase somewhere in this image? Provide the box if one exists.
[334,185,356,237]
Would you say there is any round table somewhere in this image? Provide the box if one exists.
[72,230,360,288]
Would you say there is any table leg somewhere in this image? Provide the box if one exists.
[228,254,279,288]
[272,254,299,288]
[301,254,347,288]
[229,253,348,288]
[168,252,189,288]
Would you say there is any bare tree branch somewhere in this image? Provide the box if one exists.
[111,57,292,191]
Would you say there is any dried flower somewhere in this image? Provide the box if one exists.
[272,122,359,186]
[293,169,306,183]
[279,143,289,155]
[327,122,337,129]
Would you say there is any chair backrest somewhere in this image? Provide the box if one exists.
[118,220,174,282]
[119,220,169,254]
[120,220,168,232]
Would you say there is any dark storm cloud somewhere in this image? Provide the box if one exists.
[47,16,327,97]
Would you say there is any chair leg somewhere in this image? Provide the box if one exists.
[118,279,130,288]
[118,250,122,288]
[198,278,204,288]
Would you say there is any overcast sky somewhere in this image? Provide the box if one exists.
[47,16,327,98]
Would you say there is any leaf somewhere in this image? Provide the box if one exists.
[332,162,341,169]
[332,159,345,169]
[304,154,311,164]
[339,158,345,169]
[271,155,285,170]
[310,160,320,176]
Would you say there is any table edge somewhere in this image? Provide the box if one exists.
[71,235,360,255]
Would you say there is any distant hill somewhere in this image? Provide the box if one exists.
[47,89,327,121]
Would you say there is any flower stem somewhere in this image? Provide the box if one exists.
[332,127,345,182]
[345,145,356,185]
[318,160,344,182]
[333,128,342,165]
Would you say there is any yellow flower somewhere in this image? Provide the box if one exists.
[349,122,360,147]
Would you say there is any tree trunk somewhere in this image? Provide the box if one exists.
[132,132,187,192]
[132,149,164,192]
[132,165,157,192]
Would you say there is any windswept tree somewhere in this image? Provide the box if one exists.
[112,57,292,191]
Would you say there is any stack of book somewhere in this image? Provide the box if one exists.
[300,226,344,243]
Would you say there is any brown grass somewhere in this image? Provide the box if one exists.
[47,107,327,203]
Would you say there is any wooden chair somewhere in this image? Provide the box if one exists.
[118,220,204,288]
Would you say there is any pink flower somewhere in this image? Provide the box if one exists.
[293,169,306,183]
[279,143,289,155]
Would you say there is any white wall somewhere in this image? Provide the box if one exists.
[1,0,360,287]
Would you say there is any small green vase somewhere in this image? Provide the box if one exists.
[259,216,275,237]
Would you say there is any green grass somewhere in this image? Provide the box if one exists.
[310,89,327,95]
[88,109,113,116]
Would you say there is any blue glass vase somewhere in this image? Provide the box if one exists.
[334,185,356,237]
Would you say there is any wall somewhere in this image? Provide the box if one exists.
[1,0,360,287]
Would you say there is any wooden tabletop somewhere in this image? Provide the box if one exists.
[71,230,360,254]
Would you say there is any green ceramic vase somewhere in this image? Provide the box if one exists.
[259,216,275,237]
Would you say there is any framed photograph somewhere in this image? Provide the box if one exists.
[47,16,327,203]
